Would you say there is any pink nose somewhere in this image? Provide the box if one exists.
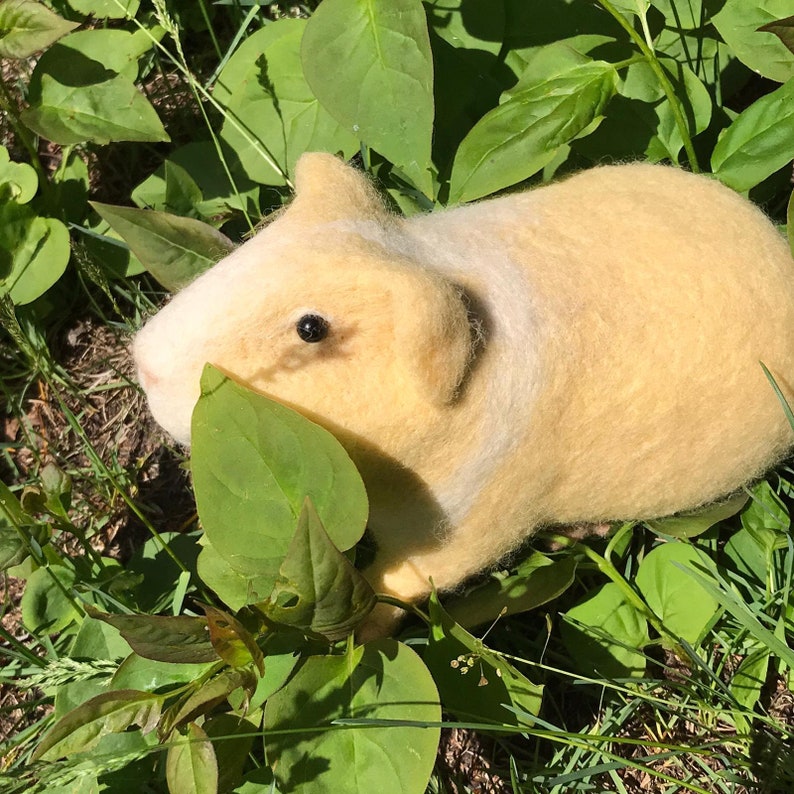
[136,364,159,391]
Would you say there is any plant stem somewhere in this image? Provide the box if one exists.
[597,0,701,172]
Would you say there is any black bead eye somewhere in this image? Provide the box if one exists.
[296,314,329,343]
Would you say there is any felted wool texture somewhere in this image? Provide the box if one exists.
[134,153,794,633]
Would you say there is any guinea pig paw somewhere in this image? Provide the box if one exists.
[355,601,407,643]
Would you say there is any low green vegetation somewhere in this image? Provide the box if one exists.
[2,0,794,792]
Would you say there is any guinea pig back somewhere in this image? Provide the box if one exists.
[134,153,794,627]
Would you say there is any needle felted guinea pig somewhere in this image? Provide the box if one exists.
[135,153,794,634]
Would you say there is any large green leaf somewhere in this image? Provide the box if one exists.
[711,77,794,191]
[444,552,577,628]
[67,0,140,19]
[261,499,376,641]
[712,0,794,83]
[0,480,45,571]
[197,538,275,613]
[191,366,368,606]
[739,480,790,555]
[20,564,80,634]
[635,542,720,646]
[87,608,221,665]
[0,0,78,59]
[218,19,357,186]
[426,0,504,55]
[166,722,219,794]
[449,60,617,203]
[425,595,543,726]
[302,0,435,196]
[649,0,702,28]
[90,202,235,291]
[265,639,440,794]
[21,30,168,145]
[562,583,648,679]
[0,200,70,304]
[111,653,217,692]
[33,689,162,761]
[646,493,748,540]
[131,142,263,223]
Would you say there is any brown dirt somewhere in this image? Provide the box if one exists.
[0,314,196,751]
[437,727,508,794]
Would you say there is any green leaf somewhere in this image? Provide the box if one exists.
[86,608,221,664]
[38,461,72,519]
[444,552,577,628]
[0,480,43,571]
[21,30,168,145]
[649,0,702,28]
[711,77,794,191]
[90,202,234,291]
[646,493,748,539]
[201,603,265,675]
[21,564,80,634]
[635,542,719,646]
[0,146,38,204]
[191,366,368,606]
[740,480,791,555]
[426,0,504,55]
[607,0,650,20]
[0,200,70,304]
[0,522,31,571]
[0,0,78,59]
[449,60,617,203]
[111,653,217,692]
[228,633,299,712]
[562,583,648,678]
[722,528,768,586]
[204,713,259,794]
[425,594,543,726]
[197,539,274,613]
[302,0,435,196]
[261,499,376,640]
[730,646,770,717]
[68,0,140,19]
[218,19,357,186]
[131,142,263,222]
[33,689,162,761]
[760,15,794,55]
[126,532,202,614]
[265,639,440,794]
[162,160,204,218]
[712,0,794,83]
[164,668,257,735]
[166,722,219,794]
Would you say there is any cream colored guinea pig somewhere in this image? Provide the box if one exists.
[135,153,794,632]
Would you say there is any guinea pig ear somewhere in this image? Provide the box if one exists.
[394,271,475,406]
[289,153,390,223]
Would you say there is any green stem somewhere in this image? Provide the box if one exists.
[597,0,701,172]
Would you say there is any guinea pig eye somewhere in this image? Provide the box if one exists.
[296,314,329,343]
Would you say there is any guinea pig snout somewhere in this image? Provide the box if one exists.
[135,361,159,391]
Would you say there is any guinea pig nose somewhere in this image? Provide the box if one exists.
[136,364,159,391]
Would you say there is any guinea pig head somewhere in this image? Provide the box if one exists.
[133,154,474,468]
